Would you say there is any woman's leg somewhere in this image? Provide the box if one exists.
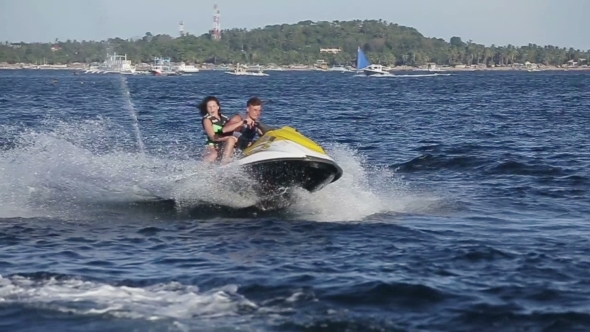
[221,136,238,164]
[202,145,218,163]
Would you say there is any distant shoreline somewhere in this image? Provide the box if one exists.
[0,64,588,72]
[3,20,587,73]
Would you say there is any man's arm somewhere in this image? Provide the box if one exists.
[203,118,234,142]
[222,115,245,134]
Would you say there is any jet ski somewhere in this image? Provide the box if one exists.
[226,125,343,193]
[147,125,343,212]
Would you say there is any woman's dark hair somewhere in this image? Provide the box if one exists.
[198,96,221,117]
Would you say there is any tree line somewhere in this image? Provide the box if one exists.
[1,20,587,67]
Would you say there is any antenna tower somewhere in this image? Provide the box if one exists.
[179,21,185,36]
[211,4,221,40]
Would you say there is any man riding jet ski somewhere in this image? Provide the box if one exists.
[221,96,266,151]
[217,97,342,196]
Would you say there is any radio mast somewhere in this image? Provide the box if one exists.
[211,4,221,41]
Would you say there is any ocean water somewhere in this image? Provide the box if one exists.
[0,69,589,332]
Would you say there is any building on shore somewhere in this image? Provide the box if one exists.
[320,48,342,54]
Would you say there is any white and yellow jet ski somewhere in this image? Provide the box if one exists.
[225,126,343,194]
[145,125,343,212]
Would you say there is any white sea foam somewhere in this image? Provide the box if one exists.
[0,118,446,222]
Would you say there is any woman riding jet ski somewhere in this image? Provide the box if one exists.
[198,96,237,164]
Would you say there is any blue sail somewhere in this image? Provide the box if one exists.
[356,46,370,70]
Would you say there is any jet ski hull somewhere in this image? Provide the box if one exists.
[243,156,342,193]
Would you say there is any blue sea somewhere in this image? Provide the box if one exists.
[1,69,589,331]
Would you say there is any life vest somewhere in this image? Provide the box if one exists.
[234,114,258,150]
[202,114,229,146]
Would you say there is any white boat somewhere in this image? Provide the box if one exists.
[86,53,136,74]
[150,57,180,76]
[226,63,269,76]
[175,62,200,74]
[328,65,349,72]
[525,61,541,72]
[265,66,284,71]
[356,47,391,76]
[427,63,445,72]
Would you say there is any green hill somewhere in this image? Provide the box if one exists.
[1,19,587,67]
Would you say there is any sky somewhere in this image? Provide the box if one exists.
[0,0,588,50]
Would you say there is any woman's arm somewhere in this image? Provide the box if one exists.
[202,118,218,141]
[203,118,236,142]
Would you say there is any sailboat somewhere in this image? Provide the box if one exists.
[356,47,390,76]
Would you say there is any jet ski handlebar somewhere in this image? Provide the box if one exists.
[254,121,276,135]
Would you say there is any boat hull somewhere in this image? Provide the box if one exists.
[225,71,268,76]
[364,69,390,76]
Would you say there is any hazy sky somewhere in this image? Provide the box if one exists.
[1,0,588,50]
